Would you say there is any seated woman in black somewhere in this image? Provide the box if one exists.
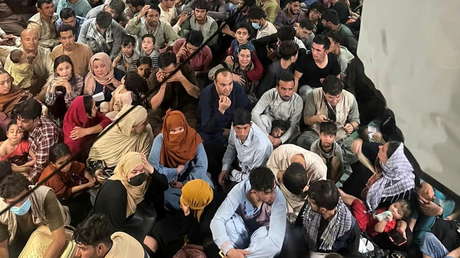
[93,152,168,244]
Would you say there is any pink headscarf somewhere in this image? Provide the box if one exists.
[84,52,121,95]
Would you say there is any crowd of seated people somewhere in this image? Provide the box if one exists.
[0,0,457,257]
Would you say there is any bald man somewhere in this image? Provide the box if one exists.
[4,29,53,92]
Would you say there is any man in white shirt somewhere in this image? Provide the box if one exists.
[248,7,277,39]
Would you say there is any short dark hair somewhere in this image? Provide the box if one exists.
[299,18,314,31]
[325,30,343,45]
[235,22,252,35]
[233,108,251,126]
[37,0,53,9]
[0,173,31,199]
[108,0,126,16]
[136,56,152,67]
[50,143,71,163]
[278,40,298,60]
[308,2,325,14]
[193,0,209,10]
[249,167,275,192]
[125,71,148,94]
[96,11,113,29]
[74,214,114,247]
[312,34,330,50]
[277,26,296,41]
[214,67,231,81]
[147,4,161,14]
[277,70,294,84]
[60,7,76,20]
[322,75,343,96]
[58,24,75,36]
[248,7,266,20]
[83,95,94,116]
[319,121,337,135]
[387,141,402,158]
[307,180,339,210]
[53,55,75,80]
[187,30,204,47]
[9,49,23,64]
[121,34,136,47]
[271,119,290,133]
[126,0,145,7]
[141,33,155,42]
[287,0,300,4]
[283,162,308,195]
[322,9,339,25]
[158,51,176,68]
[15,98,42,120]
[0,161,12,184]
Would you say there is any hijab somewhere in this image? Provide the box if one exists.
[160,110,202,168]
[88,105,153,167]
[84,52,121,95]
[109,152,149,217]
[366,143,415,211]
[180,179,213,221]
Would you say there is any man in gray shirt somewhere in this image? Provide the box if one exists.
[252,71,303,147]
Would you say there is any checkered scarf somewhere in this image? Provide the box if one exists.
[366,143,415,211]
[303,198,354,251]
[86,21,113,54]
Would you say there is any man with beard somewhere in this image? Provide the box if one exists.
[310,121,345,183]
[126,4,178,50]
[51,24,93,77]
[27,0,59,49]
[78,11,126,58]
[211,167,287,258]
[252,71,303,147]
[177,0,218,49]
[297,75,359,167]
[297,180,360,255]
[4,29,53,91]
[274,0,306,28]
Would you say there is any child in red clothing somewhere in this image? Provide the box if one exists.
[340,189,411,237]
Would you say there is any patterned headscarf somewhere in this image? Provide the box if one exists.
[366,143,415,211]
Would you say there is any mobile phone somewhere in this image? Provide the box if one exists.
[388,230,407,246]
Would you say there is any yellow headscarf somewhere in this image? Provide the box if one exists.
[109,152,149,217]
[179,179,213,221]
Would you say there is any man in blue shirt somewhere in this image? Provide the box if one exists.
[210,167,287,258]
[198,67,250,184]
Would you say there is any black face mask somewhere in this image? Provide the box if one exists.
[128,173,147,186]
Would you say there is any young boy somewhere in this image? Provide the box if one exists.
[140,34,159,68]
[340,189,411,238]
[136,56,153,79]
[6,49,33,89]
[310,121,344,183]
[226,23,255,59]
[113,34,139,72]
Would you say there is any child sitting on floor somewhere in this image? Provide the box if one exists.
[340,189,411,238]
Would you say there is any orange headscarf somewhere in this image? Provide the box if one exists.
[160,110,202,168]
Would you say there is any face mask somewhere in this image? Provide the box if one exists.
[128,173,147,186]
[10,198,31,216]
[251,22,261,30]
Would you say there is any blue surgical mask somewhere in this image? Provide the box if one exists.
[10,198,31,216]
[251,22,261,30]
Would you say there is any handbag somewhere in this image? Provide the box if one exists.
[19,225,77,258]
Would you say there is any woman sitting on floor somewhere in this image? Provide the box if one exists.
[148,110,213,210]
